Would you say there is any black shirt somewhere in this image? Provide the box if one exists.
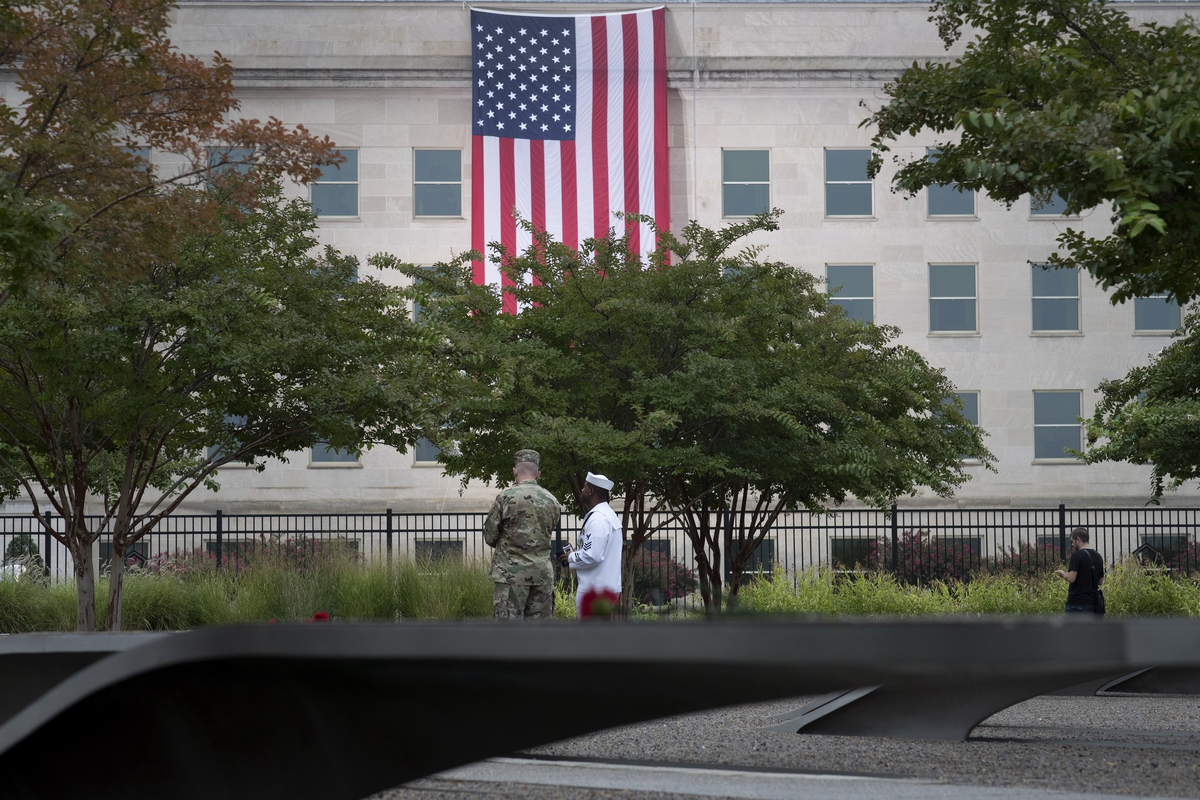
[1066,548,1104,604]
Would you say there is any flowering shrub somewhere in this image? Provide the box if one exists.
[988,540,1064,578]
[1161,538,1200,577]
[849,530,981,585]
[629,548,697,605]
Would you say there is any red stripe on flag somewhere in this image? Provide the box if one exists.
[499,137,517,315]
[561,140,577,250]
[472,135,485,284]
[591,16,609,241]
[652,8,669,255]
[622,13,640,254]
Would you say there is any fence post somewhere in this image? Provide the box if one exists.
[890,502,899,577]
[1058,503,1067,562]
[42,511,52,578]
[386,508,393,566]
[215,509,224,570]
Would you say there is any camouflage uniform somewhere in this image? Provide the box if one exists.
[484,450,561,620]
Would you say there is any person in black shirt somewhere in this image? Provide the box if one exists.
[1055,527,1105,613]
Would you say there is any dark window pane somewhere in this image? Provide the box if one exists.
[825,149,870,182]
[313,444,358,463]
[207,147,256,175]
[312,184,358,217]
[415,184,462,217]
[415,437,441,462]
[723,150,769,183]
[956,392,979,425]
[930,299,976,332]
[1134,297,1181,331]
[827,265,873,298]
[415,150,461,182]
[1031,191,1068,216]
[723,183,770,217]
[929,265,975,297]
[315,150,359,182]
[831,298,873,323]
[1033,298,1079,332]
[825,184,872,216]
[1031,265,1078,297]
[1034,426,1081,459]
[928,184,975,216]
[1034,392,1080,425]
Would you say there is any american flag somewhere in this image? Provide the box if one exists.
[470,6,669,312]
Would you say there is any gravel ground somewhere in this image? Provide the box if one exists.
[377,693,1200,800]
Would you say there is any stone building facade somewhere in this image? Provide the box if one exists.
[116,0,1200,510]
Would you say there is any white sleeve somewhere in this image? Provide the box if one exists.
[570,520,614,571]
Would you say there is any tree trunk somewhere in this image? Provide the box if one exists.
[106,543,126,632]
[694,552,723,614]
[619,550,635,620]
[73,539,96,632]
[727,563,743,612]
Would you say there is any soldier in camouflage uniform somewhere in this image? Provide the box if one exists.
[483,449,562,619]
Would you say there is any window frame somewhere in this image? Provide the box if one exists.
[309,444,362,468]
[412,436,441,467]
[1032,390,1084,463]
[952,390,982,464]
[721,148,771,219]
[413,148,464,219]
[1030,263,1082,335]
[825,263,875,324]
[925,148,976,219]
[823,148,874,219]
[928,263,979,336]
[1132,292,1183,335]
[1029,190,1074,218]
[310,148,360,219]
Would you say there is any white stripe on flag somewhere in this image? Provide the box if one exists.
[637,10,656,261]
[514,138,533,257]
[574,15,594,241]
[482,135,501,288]
[544,140,564,248]
[606,17,625,236]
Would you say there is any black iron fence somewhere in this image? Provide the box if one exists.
[1,505,1197,598]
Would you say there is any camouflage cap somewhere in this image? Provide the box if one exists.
[513,449,541,466]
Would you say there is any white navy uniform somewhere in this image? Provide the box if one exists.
[567,501,623,615]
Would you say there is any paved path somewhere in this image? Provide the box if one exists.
[431,756,1186,800]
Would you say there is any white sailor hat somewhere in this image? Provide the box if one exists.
[585,471,614,491]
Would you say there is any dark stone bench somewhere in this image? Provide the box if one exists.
[0,617,1195,800]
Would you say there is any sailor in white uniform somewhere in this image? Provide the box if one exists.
[562,471,623,617]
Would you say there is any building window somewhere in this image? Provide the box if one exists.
[1031,264,1080,333]
[929,264,977,333]
[826,264,873,323]
[1033,391,1082,460]
[1133,293,1182,332]
[311,444,359,465]
[926,148,975,217]
[1031,191,1069,216]
[412,266,437,323]
[825,149,873,217]
[722,149,770,217]
[955,391,980,427]
[207,147,256,178]
[414,436,441,464]
[414,150,462,217]
[311,150,359,217]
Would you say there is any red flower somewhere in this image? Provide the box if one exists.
[579,588,620,619]
[311,611,330,622]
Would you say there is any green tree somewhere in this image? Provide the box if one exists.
[1084,312,1200,501]
[409,213,991,614]
[864,0,1200,303]
[0,182,439,631]
[0,0,335,303]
